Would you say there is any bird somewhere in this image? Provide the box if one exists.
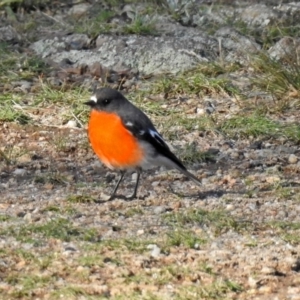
[84,87,201,200]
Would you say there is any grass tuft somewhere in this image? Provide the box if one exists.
[165,208,252,235]
[250,52,300,110]
[220,113,300,142]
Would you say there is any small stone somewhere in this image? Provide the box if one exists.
[288,287,300,296]
[265,176,280,184]
[137,229,144,236]
[68,3,91,18]
[288,154,298,164]
[225,204,234,211]
[258,285,273,293]
[131,172,138,181]
[23,213,32,222]
[147,244,161,258]
[196,108,205,115]
[13,168,26,176]
[172,201,182,210]
[248,276,258,288]
[261,266,275,274]
[153,206,166,214]
[230,151,240,159]
[65,120,77,128]
[64,243,77,252]
[194,243,200,249]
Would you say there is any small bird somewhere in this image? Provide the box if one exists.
[85,87,201,200]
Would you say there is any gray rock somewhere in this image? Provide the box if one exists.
[239,4,278,27]
[64,34,91,50]
[11,80,32,92]
[214,27,261,64]
[30,38,67,58]
[31,33,217,75]
[153,206,166,214]
[268,37,300,61]
[13,168,26,176]
[274,2,300,23]
[0,25,21,42]
[68,3,91,18]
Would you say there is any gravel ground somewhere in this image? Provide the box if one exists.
[1,1,300,299]
[1,112,300,299]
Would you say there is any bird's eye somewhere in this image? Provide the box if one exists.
[103,99,111,105]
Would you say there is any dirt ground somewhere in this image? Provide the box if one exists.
[1,1,300,299]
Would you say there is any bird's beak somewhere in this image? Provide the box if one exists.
[84,95,97,106]
[84,100,95,106]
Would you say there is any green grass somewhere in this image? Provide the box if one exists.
[123,207,144,218]
[250,52,300,106]
[66,194,96,203]
[151,69,240,97]
[0,214,12,221]
[73,11,115,36]
[124,16,157,35]
[0,144,30,166]
[164,208,253,235]
[175,280,243,299]
[178,143,216,165]
[220,113,300,142]
[0,41,89,124]
[50,286,90,299]
[0,217,99,243]
[164,228,207,249]
[8,274,55,298]
[268,221,300,245]
[0,42,47,80]
[33,172,69,185]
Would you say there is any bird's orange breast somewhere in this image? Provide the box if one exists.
[88,110,144,169]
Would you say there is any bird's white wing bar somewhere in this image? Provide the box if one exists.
[149,129,167,147]
[125,121,134,127]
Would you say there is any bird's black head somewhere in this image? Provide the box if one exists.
[84,88,127,112]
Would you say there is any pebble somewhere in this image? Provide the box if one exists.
[137,229,144,235]
[194,243,200,249]
[65,120,78,128]
[248,276,258,288]
[153,206,166,214]
[288,154,298,164]
[131,172,138,181]
[265,176,280,184]
[64,243,78,252]
[261,266,275,274]
[13,168,26,176]
[225,204,234,211]
[196,108,205,115]
[23,213,32,222]
[68,3,91,18]
[147,244,161,258]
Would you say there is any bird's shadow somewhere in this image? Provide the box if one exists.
[168,185,250,200]
[94,193,148,204]
[93,187,243,203]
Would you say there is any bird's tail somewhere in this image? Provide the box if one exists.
[176,167,202,186]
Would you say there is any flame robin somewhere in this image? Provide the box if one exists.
[85,87,201,200]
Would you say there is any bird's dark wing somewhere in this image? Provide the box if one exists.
[123,118,187,171]
[122,112,202,187]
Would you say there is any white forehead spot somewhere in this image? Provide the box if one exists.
[125,121,133,127]
[90,95,97,103]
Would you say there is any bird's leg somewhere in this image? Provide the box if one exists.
[127,168,141,199]
[108,170,125,200]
